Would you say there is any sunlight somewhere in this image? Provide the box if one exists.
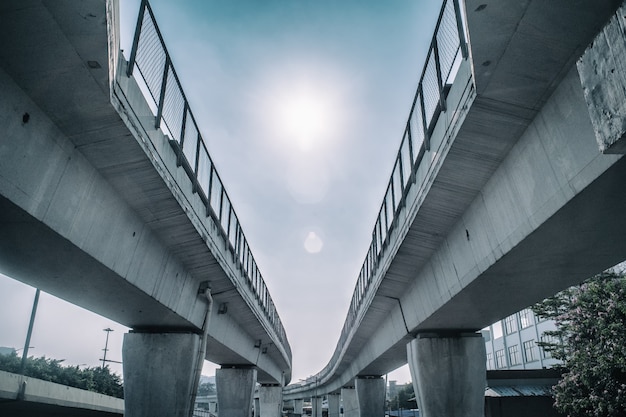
[277,87,333,151]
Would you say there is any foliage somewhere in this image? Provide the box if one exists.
[198,381,216,396]
[0,351,124,398]
[389,383,416,410]
[532,271,626,417]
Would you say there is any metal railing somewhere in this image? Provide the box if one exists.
[126,0,289,356]
[291,0,468,389]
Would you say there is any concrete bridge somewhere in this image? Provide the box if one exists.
[283,0,626,416]
[0,0,290,416]
[3,0,626,416]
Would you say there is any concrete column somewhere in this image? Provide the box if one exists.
[312,396,323,417]
[255,397,261,417]
[294,398,304,416]
[328,392,341,417]
[217,367,257,417]
[341,387,358,417]
[122,331,201,417]
[355,377,385,417]
[259,384,282,417]
[407,333,486,417]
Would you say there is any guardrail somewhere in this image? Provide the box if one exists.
[126,0,289,356]
[292,0,468,389]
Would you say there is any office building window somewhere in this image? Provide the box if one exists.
[495,349,506,369]
[504,314,518,334]
[523,339,537,362]
[486,352,494,370]
[508,345,521,365]
[519,309,533,328]
[540,334,557,359]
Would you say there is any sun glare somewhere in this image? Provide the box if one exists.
[278,90,332,151]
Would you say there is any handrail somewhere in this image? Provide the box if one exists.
[286,0,468,390]
[126,0,290,357]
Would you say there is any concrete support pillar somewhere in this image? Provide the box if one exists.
[255,397,261,417]
[355,377,385,417]
[122,331,201,417]
[328,393,341,417]
[341,387,358,417]
[407,333,486,417]
[259,384,283,417]
[217,367,257,417]
[293,398,304,416]
[312,396,323,417]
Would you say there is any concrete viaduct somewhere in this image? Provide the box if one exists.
[2,0,626,417]
[0,0,290,416]
[283,0,626,417]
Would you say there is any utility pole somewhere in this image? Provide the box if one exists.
[19,288,40,375]
[101,328,113,369]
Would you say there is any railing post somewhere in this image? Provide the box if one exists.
[126,0,147,77]
[419,87,430,151]
[155,56,170,129]
[453,0,469,59]
[433,39,447,113]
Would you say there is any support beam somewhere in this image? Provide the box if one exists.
[293,399,304,417]
[259,384,282,417]
[312,396,323,417]
[217,367,257,417]
[122,331,201,417]
[407,333,486,417]
[328,393,341,417]
[355,377,385,417]
[341,387,358,417]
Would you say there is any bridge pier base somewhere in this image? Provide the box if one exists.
[328,392,341,417]
[312,396,323,417]
[293,398,304,416]
[122,331,201,417]
[355,377,385,417]
[341,387,358,417]
[259,384,283,417]
[217,367,257,417]
[407,333,485,417]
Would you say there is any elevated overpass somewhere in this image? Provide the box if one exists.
[284,0,626,416]
[0,0,291,416]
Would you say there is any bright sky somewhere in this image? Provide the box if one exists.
[0,0,443,384]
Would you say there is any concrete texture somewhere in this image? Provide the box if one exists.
[327,393,341,417]
[122,332,201,417]
[341,388,358,417]
[0,370,123,416]
[355,378,385,417]
[216,367,257,417]
[259,385,282,417]
[312,396,323,417]
[408,334,485,417]
[578,3,626,153]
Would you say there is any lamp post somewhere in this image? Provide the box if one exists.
[101,328,113,369]
[19,288,40,375]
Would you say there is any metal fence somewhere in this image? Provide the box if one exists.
[301,0,469,386]
[126,0,289,355]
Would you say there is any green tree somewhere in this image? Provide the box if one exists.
[198,381,216,396]
[389,383,416,410]
[532,271,626,417]
[0,351,124,398]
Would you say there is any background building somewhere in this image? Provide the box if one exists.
[483,308,560,370]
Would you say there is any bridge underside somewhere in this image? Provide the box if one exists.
[0,0,289,384]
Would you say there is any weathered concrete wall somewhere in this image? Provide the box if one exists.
[578,2,626,154]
